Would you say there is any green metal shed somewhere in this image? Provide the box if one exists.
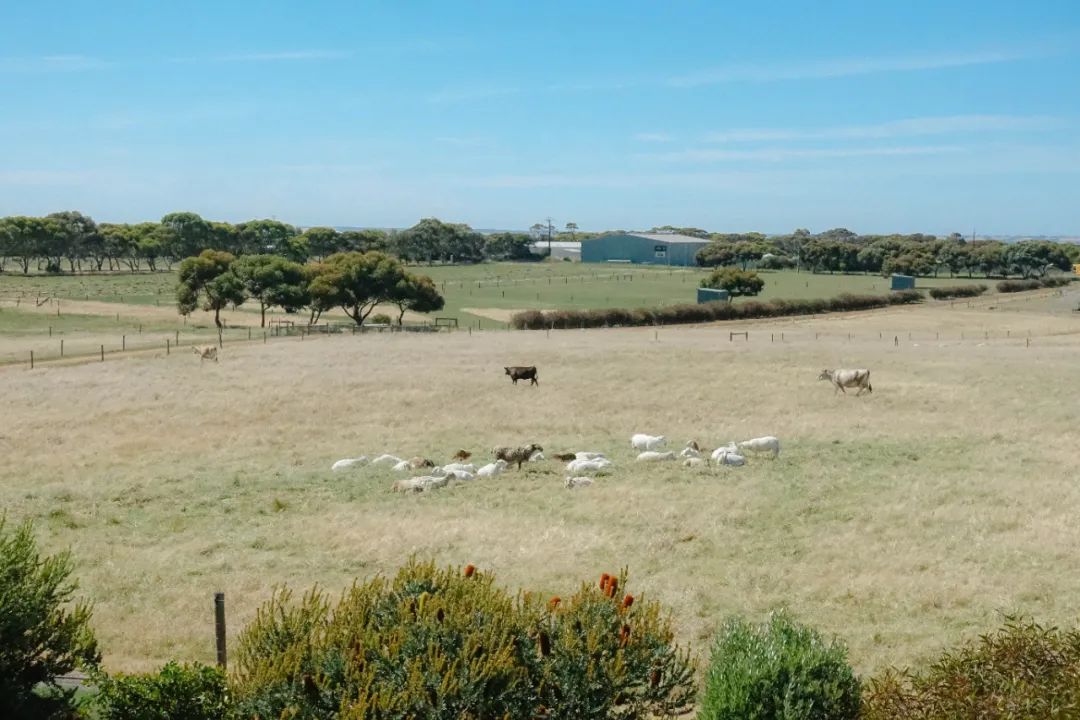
[581,232,708,267]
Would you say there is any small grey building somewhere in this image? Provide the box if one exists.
[581,232,709,267]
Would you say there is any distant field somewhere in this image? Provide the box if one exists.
[2,292,1079,676]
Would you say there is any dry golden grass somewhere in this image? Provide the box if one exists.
[2,292,1079,676]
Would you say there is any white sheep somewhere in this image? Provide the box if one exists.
[737,436,780,458]
[710,443,738,462]
[477,459,508,478]
[565,458,613,474]
[392,474,449,493]
[716,452,746,466]
[679,446,702,459]
[391,460,412,472]
[528,451,546,462]
[631,433,666,451]
[331,456,368,472]
[575,451,606,460]
[565,476,595,488]
[443,469,476,481]
[683,457,706,468]
[636,450,676,462]
[442,463,477,474]
[371,454,404,467]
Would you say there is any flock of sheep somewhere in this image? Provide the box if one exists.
[329,432,780,494]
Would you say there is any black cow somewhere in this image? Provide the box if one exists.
[505,366,538,386]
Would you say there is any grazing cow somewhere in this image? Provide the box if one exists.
[192,345,218,363]
[493,443,544,469]
[818,368,872,396]
[505,366,539,386]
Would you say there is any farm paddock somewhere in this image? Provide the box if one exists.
[1,294,1079,676]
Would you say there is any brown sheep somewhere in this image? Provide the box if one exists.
[553,452,576,462]
[493,443,543,470]
[452,449,472,462]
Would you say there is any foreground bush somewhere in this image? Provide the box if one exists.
[231,560,695,719]
[862,617,1080,719]
[92,661,229,720]
[511,290,922,329]
[0,516,100,720]
[928,284,987,300]
[701,267,765,296]
[697,612,860,720]
[997,276,1074,293]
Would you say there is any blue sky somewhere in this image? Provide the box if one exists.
[1,1,1078,235]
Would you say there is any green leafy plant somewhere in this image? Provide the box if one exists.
[697,611,860,720]
[0,516,100,720]
[997,276,1073,293]
[91,661,230,720]
[863,617,1080,719]
[700,268,766,297]
[928,284,988,299]
[369,313,392,325]
[230,559,694,720]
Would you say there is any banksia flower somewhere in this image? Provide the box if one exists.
[548,596,561,610]
[607,577,619,598]
[650,668,661,688]
[622,593,634,609]
[600,573,611,591]
[619,623,631,645]
[464,564,476,578]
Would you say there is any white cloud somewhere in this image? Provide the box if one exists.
[633,132,675,143]
[667,49,1030,87]
[648,145,965,163]
[0,55,109,72]
[704,115,1062,143]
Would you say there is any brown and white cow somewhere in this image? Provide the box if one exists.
[818,368,872,396]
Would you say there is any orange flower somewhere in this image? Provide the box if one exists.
[619,624,631,645]
[607,577,619,598]
[622,594,634,609]
[548,596,561,610]
[464,564,476,578]
[599,572,611,590]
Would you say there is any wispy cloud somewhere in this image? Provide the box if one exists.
[668,49,1031,87]
[427,85,519,104]
[648,145,964,163]
[704,115,1062,143]
[170,49,352,64]
[634,132,675,143]
[0,55,110,72]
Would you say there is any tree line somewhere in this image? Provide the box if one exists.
[694,228,1080,279]
[178,250,444,328]
[0,212,539,274]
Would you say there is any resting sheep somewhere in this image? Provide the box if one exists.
[636,450,676,462]
[442,463,476,474]
[714,451,746,466]
[631,433,666,451]
[407,457,436,470]
[391,460,411,472]
[528,451,546,462]
[737,436,780,458]
[575,451,606,460]
[565,476,594,489]
[331,456,368,472]
[683,457,706,468]
[371,454,404,467]
[392,474,449,493]
[710,443,738,462]
[477,459,508,478]
[565,458,612,474]
[493,443,544,469]
[443,469,476,481]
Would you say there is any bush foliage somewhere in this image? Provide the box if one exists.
[700,268,765,296]
[0,517,100,720]
[996,276,1074,293]
[230,559,695,720]
[91,661,230,720]
[927,284,988,300]
[511,290,922,329]
[862,617,1080,719]
[697,612,860,720]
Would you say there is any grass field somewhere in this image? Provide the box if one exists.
[2,286,1079,677]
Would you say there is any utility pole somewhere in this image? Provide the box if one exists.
[545,217,554,257]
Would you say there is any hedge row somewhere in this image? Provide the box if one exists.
[996,276,1074,293]
[510,290,923,330]
[927,284,987,300]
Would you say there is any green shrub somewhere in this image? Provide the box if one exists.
[759,254,795,270]
[697,612,860,720]
[928,284,988,300]
[997,276,1074,293]
[92,661,230,720]
[510,290,922,330]
[701,267,765,296]
[369,313,392,325]
[862,617,1080,719]
[0,516,100,720]
[230,559,695,720]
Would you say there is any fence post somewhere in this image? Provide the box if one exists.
[248,328,251,340]
[263,332,267,344]
[166,339,170,355]
[49,326,52,337]
[176,330,179,346]
[214,592,227,669]
[894,336,898,347]
[101,345,104,362]
[61,339,64,357]
[1026,337,1030,348]
[122,335,126,351]
[30,351,33,369]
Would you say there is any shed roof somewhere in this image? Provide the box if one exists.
[626,232,709,244]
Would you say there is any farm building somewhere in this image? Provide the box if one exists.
[581,232,708,267]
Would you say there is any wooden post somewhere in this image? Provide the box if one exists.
[1026,337,1030,348]
[29,351,34,369]
[60,340,64,357]
[214,592,227,669]
[100,345,104,362]
[49,326,52,337]
[263,332,267,344]
[139,324,142,334]
[166,339,170,355]
[122,335,126,351]
[894,336,898,347]
[248,328,251,340]
[175,330,179,345]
